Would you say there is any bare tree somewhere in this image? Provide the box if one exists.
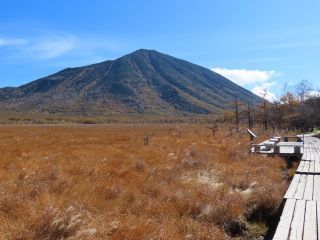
[254,80,320,132]
[235,97,239,132]
[207,122,219,136]
[247,101,252,129]
[273,99,282,130]
[262,89,268,131]
[295,80,312,103]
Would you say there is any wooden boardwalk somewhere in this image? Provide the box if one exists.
[273,136,320,240]
[252,136,304,155]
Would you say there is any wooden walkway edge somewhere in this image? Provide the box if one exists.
[273,136,320,240]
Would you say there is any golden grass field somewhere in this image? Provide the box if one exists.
[0,124,293,240]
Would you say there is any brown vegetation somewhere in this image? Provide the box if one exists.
[0,124,289,239]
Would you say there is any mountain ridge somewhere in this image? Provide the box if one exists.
[0,49,261,115]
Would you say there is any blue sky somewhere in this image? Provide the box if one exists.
[1,0,320,100]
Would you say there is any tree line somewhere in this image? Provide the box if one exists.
[222,80,320,133]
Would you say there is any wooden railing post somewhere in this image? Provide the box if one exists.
[254,145,260,153]
[274,145,280,154]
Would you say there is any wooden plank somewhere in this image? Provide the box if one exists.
[313,175,320,201]
[307,149,311,160]
[317,201,320,240]
[274,137,320,239]
[311,152,315,160]
[315,161,320,174]
[280,146,294,154]
[302,149,310,160]
[313,152,317,161]
[273,199,296,240]
[296,161,305,173]
[303,200,317,240]
[289,200,306,240]
[306,151,311,160]
[309,161,315,173]
[302,161,310,173]
[293,174,307,200]
[308,148,312,159]
[285,174,301,199]
[303,175,314,200]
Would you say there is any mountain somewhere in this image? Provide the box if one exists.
[0,49,261,115]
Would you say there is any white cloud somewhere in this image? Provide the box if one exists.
[260,81,277,89]
[212,67,276,86]
[0,37,27,47]
[252,86,277,102]
[211,67,280,102]
[26,35,77,59]
[252,81,278,102]
[307,91,320,98]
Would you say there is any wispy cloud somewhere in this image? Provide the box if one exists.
[212,68,277,86]
[238,57,281,64]
[0,33,123,64]
[25,35,77,59]
[243,40,320,51]
[0,34,78,61]
[0,37,28,47]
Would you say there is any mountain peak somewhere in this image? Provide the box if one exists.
[126,49,162,58]
[133,48,158,54]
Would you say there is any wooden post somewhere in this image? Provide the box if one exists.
[294,146,300,154]
[254,145,260,153]
[247,129,257,151]
[274,145,280,154]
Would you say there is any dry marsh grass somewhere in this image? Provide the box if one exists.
[0,125,289,239]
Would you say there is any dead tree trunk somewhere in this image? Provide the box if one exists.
[273,100,282,130]
[247,102,252,129]
[235,97,239,132]
[263,101,268,131]
[261,89,268,131]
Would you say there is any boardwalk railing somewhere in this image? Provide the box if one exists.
[252,136,303,156]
